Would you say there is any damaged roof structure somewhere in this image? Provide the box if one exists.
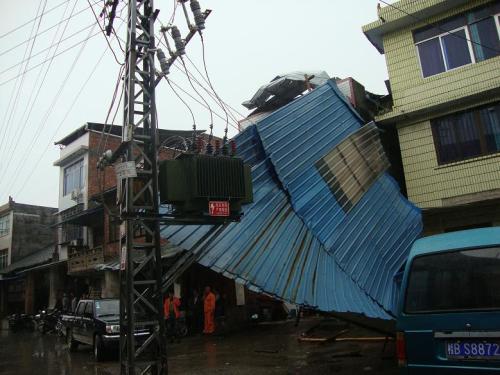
[160,81,422,319]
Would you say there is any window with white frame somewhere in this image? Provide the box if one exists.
[0,249,8,270]
[0,215,10,237]
[414,3,500,78]
[63,159,84,196]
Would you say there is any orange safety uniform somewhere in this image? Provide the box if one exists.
[203,291,216,334]
[163,296,181,319]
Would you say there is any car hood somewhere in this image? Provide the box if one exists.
[97,316,120,324]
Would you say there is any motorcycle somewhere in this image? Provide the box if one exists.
[36,309,61,334]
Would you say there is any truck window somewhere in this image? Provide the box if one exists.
[95,300,119,317]
[76,302,86,316]
[84,301,94,316]
[405,247,500,313]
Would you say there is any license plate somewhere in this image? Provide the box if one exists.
[447,341,500,360]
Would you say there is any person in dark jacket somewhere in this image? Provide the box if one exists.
[187,289,203,334]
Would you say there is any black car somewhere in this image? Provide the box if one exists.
[65,299,149,361]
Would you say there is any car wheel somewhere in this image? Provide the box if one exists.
[67,329,79,352]
[94,335,106,362]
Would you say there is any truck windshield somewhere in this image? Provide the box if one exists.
[95,300,119,317]
[405,247,500,313]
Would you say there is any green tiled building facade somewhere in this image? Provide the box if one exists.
[364,0,500,234]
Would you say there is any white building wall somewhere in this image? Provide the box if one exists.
[57,132,90,212]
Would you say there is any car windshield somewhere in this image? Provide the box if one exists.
[405,247,500,313]
[95,300,119,317]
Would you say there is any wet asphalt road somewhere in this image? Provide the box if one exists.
[0,320,398,375]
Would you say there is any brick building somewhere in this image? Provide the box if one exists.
[53,122,204,300]
[0,197,57,315]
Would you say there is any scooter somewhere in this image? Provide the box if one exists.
[36,309,61,334]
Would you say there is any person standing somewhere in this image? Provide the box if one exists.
[164,290,181,343]
[70,293,78,313]
[203,286,216,334]
[62,293,70,312]
[188,289,203,334]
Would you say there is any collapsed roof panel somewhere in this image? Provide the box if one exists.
[160,81,422,319]
[242,70,331,111]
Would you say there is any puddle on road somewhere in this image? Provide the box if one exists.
[0,321,398,375]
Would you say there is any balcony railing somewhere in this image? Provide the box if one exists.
[68,245,104,273]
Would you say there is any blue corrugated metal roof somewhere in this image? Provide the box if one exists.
[410,227,500,257]
[160,81,422,319]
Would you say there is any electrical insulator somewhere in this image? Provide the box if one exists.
[171,26,185,55]
[156,48,170,75]
[206,142,213,155]
[230,140,237,156]
[190,0,205,31]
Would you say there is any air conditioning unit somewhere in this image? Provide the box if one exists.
[70,189,82,202]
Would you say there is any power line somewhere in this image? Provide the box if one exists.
[170,60,240,130]
[164,75,197,128]
[0,1,45,158]
[13,42,114,199]
[1,23,98,198]
[0,23,103,78]
[0,0,75,164]
[95,17,127,158]
[0,0,70,40]
[86,0,124,65]
[378,0,500,53]
[200,33,231,140]
[166,78,240,132]
[96,64,125,158]
[0,0,101,58]
[179,56,214,128]
[0,23,96,59]
[156,33,241,134]
[0,30,102,87]
[0,0,48,161]
[184,54,244,120]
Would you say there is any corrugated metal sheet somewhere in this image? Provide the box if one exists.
[160,81,422,319]
[0,245,54,275]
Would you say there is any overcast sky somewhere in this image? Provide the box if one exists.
[0,0,391,208]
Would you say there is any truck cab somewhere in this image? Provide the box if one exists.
[397,227,500,374]
[66,298,150,361]
[66,299,121,361]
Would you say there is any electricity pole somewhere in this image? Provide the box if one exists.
[118,0,166,374]
[104,0,226,373]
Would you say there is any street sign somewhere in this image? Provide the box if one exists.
[209,201,230,216]
[115,161,137,180]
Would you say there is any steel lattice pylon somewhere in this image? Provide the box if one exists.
[119,0,167,374]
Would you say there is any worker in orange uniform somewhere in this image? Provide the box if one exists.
[203,286,216,334]
[164,290,181,343]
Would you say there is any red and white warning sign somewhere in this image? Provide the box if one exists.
[208,201,230,217]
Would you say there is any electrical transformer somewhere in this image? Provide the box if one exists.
[159,153,253,221]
